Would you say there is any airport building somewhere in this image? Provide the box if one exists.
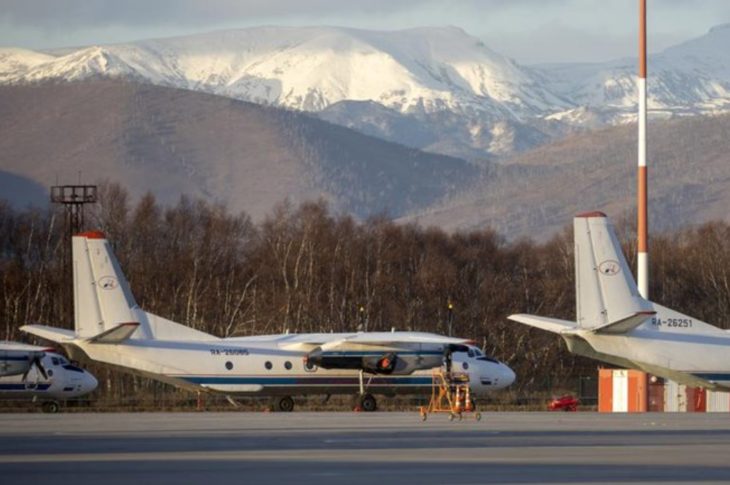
[598,368,730,413]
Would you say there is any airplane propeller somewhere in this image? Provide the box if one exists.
[21,353,48,382]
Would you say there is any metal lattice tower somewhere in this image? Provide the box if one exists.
[50,185,97,327]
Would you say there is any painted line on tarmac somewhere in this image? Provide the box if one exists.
[0,444,725,466]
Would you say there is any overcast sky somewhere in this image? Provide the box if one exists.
[1,0,729,64]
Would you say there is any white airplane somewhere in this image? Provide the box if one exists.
[509,211,730,390]
[22,230,515,411]
[0,341,98,412]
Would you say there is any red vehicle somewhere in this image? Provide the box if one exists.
[548,395,579,412]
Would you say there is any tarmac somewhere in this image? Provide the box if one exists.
[2,411,730,484]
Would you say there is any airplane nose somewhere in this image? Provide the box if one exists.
[500,364,516,387]
[83,372,98,394]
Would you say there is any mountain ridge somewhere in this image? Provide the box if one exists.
[0,79,477,220]
[2,25,729,160]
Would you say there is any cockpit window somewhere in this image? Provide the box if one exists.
[477,356,499,363]
[62,365,84,373]
[51,357,60,366]
[467,349,475,358]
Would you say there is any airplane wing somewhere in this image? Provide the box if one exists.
[279,332,468,351]
[288,332,469,375]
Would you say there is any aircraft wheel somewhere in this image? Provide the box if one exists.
[475,412,482,421]
[448,413,455,422]
[273,396,295,412]
[42,401,60,414]
[359,393,377,412]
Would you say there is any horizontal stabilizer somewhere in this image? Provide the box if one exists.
[591,311,655,335]
[20,324,75,343]
[88,322,140,343]
[508,314,577,334]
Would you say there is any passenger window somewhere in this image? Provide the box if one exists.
[462,362,469,370]
[225,361,233,370]
[284,361,292,370]
[265,361,273,370]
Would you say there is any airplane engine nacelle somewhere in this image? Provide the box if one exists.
[362,353,398,374]
[305,347,445,375]
[0,360,31,377]
[0,350,41,377]
[306,349,426,375]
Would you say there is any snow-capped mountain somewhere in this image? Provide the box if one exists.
[538,23,730,125]
[2,25,730,160]
[0,26,566,118]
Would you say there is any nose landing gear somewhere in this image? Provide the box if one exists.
[357,393,377,412]
[271,395,295,412]
[353,370,378,412]
[41,400,60,413]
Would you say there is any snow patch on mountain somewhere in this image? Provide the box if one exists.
[0,26,569,120]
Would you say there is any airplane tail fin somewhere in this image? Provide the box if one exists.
[510,211,721,337]
[573,212,654,331]
[71,231,218,342]
[73,231,142,339]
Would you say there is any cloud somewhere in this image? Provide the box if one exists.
[2,0,729,62]
[1,0,431,28]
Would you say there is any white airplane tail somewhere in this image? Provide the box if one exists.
[67,231,217,342]
[73,231,140,338]
[511,211,720,336]
[573,212,653,332]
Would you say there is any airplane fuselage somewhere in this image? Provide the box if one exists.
[567,322,730,390]
[63,334,514,397]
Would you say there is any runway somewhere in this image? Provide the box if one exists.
[2,411,730,484]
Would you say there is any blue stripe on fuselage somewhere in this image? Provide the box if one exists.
[180,375,434,386]
[0,383,51,391]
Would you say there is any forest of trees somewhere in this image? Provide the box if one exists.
[2,182,730,404]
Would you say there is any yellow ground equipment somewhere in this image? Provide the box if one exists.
[419,369,481,421]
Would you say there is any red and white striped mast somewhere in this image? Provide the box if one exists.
[637,0,649,298]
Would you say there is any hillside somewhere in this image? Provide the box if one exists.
[0,80,477,219]
[405,113,730,238]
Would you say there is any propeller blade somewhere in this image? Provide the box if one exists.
[33,356,48,380]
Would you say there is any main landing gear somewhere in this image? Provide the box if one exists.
[271,395,295,412]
